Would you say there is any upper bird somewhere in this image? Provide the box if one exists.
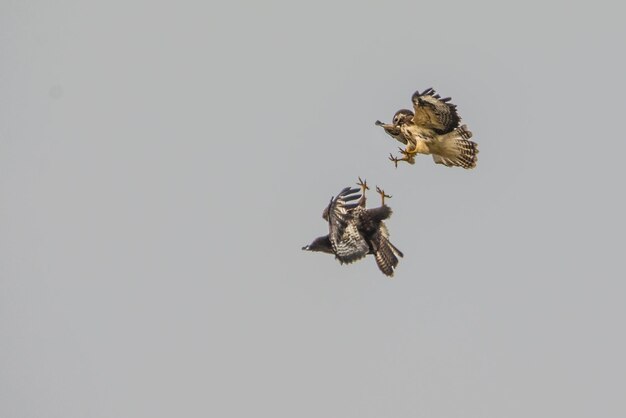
[302,178,404,277]
[376,88,479,169]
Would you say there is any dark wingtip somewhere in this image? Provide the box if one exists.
[413,87,435,101]
[343,193,361,203]
[340,187,360,196]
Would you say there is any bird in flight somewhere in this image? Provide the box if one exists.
[376,88,479,169]
[302,178,404,277]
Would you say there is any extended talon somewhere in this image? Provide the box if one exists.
[389,153,400,168]
[398,147,417,158]
[356,176,370,192]
[376,186,392,206]
[356,177,369,207]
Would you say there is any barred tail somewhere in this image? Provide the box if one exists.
[433,125,479,169]
[374,238,403,277]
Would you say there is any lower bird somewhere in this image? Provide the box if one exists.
[302,178,403,277]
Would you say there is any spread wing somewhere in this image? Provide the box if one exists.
[326,187,369,264]
[411,88,460,134]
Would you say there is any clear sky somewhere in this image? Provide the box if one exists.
[1,1,625,417]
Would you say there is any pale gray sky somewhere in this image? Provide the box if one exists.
[1,1,625,417]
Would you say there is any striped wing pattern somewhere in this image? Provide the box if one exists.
[411,87,461,134]
[327,187,369,264]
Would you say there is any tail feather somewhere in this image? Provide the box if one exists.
[433,125,478,169]
[373,238,403,277]
[387,241,404,259]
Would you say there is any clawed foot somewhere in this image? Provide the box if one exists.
[389,153,401,168]
[389,146,418,167]
[398,147,417,158]
[356,176,370,193]
[356,177,369,207]
[376,186,392,206]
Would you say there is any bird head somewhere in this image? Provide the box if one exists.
[392,109,414,125]
[302,235,333,254]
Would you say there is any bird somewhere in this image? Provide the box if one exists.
[302,178,404,277]
[375,88,479,169]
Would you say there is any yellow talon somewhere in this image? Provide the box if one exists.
[376,186,392,205]
[399,147,418,158]
[356,176,370,193]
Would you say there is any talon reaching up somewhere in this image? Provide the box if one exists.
[356,177,369,207]
[356,176,369,193]
[302,183,404,277]
[376,186,392,206]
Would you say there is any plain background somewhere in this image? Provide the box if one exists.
[2,1,625,417]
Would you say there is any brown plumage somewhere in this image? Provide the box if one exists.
[376,88,479,169]
[302,180,403,277]
[411,87,460,134]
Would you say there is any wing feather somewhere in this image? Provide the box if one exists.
[327,187,369,264]
[411,88,461,134]
[431,125,478,169]
[315,186,404,275]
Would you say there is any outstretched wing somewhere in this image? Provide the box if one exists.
[327,187,369,264]
[411,88,460,134]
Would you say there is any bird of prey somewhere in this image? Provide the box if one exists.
[302,178,404,277]
[375,88,479,169]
